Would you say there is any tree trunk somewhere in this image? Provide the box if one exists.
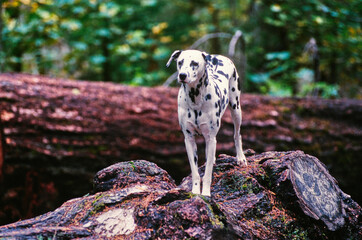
[0,152,360,239]
[0,73,361,225]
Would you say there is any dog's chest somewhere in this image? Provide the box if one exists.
[178,77,229,131]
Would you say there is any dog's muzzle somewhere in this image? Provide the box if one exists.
[178,73,187,82]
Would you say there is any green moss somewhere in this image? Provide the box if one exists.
[91,202,105,215]
[200,197,225,229]
[287,227,309,240]
[186,192,198,199]
[88,193,107,216]
[129,161,136,171]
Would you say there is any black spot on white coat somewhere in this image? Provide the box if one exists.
[178,59,184,68]
[189,87,199,103]
[194,110,198,125]
[237,77,241,91]
[217,70,229,79]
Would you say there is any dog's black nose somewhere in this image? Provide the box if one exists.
[179,73,187,81]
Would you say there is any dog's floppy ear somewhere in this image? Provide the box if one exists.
[166,50,182,67]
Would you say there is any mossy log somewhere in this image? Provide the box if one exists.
[0,151,360,239]
[0,73,361,225]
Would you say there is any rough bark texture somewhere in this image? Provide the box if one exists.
[0,151,360,239]
[0,73,361,225]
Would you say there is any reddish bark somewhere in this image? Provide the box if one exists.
[0,73,361,224]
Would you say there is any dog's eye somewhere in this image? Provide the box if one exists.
[178,59,184,68]
[190,61,199,67]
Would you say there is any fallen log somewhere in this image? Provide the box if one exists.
[0,73,361,225]
[0,151,360,239]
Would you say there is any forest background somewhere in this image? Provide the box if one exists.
[1,0,361,98]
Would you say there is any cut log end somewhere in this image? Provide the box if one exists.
[289,153,346,231]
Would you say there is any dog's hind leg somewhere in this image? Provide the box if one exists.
[229,70,247,166]
[184,136,200,194]
[230,107,247,166]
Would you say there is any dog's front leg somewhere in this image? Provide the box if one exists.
[202,135,216,197]
[184,136,200,194]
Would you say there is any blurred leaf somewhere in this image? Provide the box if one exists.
[99,2,120,18]
[115,44,131,55]
[249,73,270,84]
[58,0,75,5]
[267,80,293,97]
[72,6,86,14]
[264,17,285,27]
[126,30,146,45]
[153,47,170,60]
[266,51,291,61]
[96,28,111,37]
[141,0,158,7]
[61,19,82,31]
[72,42,88,51]
[90,55,106,64]
[270,4,282,12]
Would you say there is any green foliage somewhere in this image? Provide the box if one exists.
[248,51,295,96]
[244,1,361,98]
[300,81,339,98]
[1,0,360,98]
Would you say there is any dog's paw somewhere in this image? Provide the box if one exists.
[201,190,211,197]
[237,154,248,166]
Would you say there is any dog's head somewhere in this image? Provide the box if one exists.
[166,50,207,84]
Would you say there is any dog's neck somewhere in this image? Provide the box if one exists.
[183,70,208,108]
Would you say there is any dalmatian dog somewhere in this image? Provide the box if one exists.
[166,49,247,196]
